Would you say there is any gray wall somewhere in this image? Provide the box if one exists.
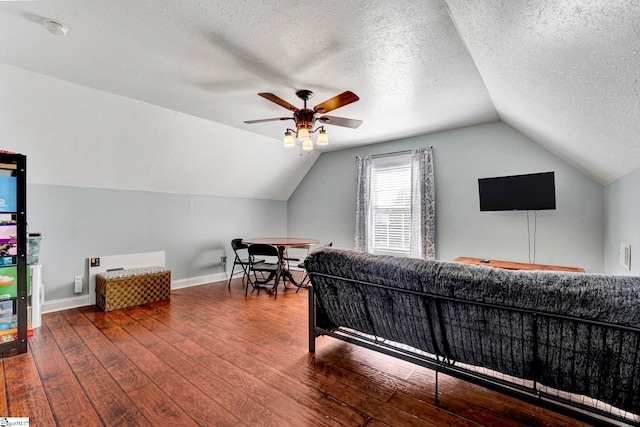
[28,184,287,300]
[604,166,640,274]
[288,122,605,272]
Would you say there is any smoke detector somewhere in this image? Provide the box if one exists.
[43,19,69,36]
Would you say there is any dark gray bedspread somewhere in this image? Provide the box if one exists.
[305,248,640,413]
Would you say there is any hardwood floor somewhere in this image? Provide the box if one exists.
[1,276,596,426]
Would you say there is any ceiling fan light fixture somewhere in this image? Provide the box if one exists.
[316,129,329,145]
[283,131,295,147]
[297,127,310,141]
[244,89,361,151]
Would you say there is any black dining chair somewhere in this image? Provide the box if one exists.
[247,243,283,299]
[283,245,311,267]
[227,238,263,290]
[296,242,332,291]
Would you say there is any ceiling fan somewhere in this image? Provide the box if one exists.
[244,89,363,151]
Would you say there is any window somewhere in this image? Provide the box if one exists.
[355,147,435,259]
[370,154,412,256]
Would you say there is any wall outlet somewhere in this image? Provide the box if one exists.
[620,242,631,270]
[74,275,83,293]
[221,256,227,265]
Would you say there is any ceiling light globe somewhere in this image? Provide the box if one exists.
[283,131,295,147]
[302,139,314,151]
[297,127,310,141]
[316,129,329,145]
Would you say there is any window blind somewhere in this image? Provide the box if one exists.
[371,154,411,256]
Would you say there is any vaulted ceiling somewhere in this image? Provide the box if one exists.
[1,0,639,193]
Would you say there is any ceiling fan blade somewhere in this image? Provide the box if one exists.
[314,91,359,114]
[244,117,292,124]
[258,93,299,112]
[317,115,363,129]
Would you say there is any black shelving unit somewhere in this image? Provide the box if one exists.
[0,153,27,354]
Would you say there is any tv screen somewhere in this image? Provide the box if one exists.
[478,172,556,211]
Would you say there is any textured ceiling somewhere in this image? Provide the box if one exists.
[446,0,640,184]
[1,0,639,187]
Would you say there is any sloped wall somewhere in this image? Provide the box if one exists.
[1,64,298,301]
[1,63,318,200]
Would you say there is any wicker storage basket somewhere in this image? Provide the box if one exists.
[96,267,170,311]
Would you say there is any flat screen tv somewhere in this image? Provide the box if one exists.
[478,172,556,211]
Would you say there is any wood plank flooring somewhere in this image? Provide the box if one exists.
[1,276,598,426]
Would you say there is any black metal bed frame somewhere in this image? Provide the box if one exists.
[308,272,640,427]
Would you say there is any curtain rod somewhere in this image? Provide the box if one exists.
[356,146,433,159]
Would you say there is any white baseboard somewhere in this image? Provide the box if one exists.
[42,295,91,314]
[170,272,227,290]
[40,273,228,314]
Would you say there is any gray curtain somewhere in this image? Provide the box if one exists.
[354,156,371,252]
[410,147,435,259]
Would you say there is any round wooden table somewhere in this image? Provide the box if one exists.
[242,237,320,287]
[242,237,320,247]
